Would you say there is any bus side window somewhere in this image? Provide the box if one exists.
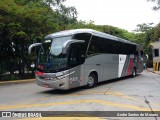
[88,45,95,55]
[88,36,100,55]
[69,46,79,66]
[73,33,91,55]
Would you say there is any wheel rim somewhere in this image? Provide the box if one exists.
[88,77,94,86]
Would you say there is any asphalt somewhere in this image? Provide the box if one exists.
[0,70,160,119]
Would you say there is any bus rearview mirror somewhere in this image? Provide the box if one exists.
[28,43,42,54]
[62,40,85,54]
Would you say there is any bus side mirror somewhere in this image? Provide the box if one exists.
[62,40,85,54]
[28,43,42,54]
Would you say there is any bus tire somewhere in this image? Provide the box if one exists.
[131,68,136,77]
[86,73,97,88]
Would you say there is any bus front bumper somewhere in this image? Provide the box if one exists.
[36,76,70,90]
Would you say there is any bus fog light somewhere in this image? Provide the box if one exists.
[59,83,65,87]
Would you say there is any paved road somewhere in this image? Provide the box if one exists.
[0,70,160,119]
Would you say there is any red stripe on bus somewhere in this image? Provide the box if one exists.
[35,71,45,77]
[128,58,133,75]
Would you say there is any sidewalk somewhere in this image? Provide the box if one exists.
[0,79,35,85]
[147,68,160,75]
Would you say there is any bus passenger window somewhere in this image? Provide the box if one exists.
[69,46,80,66]
[88,45,95,55]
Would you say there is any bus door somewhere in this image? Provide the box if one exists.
[68,43,85,88]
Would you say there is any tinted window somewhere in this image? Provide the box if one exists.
[88,36,101,55]
[68,45,80,67]
[73,33,91,54]
[154,49,159,57]
[88,35,137,55]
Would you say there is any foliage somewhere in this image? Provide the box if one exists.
[147,0,160,10]
[0,0,77,78]
[0,0,159,79]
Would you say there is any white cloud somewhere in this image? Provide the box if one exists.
[64,0,160,32]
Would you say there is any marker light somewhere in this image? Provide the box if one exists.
[37,65,44,69]
[35,71,45,77]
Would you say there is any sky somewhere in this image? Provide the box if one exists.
[64,0,160,32]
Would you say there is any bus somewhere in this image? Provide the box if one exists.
[28,29,144,90]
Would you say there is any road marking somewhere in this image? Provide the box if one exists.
[0,99,160,111]
[111,91,160,107]
[5,91,137,105]
[0,79,35,84]
[107,91,144,102]
[79,90,160,107]
[4,90,160,109]
[75,90,160,107]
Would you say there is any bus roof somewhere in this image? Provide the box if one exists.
[44,29,137,45]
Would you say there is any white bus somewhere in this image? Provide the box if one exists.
[28,29,144,90]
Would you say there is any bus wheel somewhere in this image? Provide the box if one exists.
[86,73,97,88]
[132,68,136,77]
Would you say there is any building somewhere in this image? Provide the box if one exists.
[150,41,160,71]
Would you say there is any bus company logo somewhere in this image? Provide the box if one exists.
[2,112,11,117]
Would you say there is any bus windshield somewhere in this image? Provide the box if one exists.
[38,36,72,71]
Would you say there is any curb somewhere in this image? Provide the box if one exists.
[0,79,35,84]
[146,68,160,75]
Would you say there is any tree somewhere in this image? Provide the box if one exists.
[1,0,149,80]
[134,23,153,33]
[147,0,160,10]
[55,4,78,29]
[0,0,78,79]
